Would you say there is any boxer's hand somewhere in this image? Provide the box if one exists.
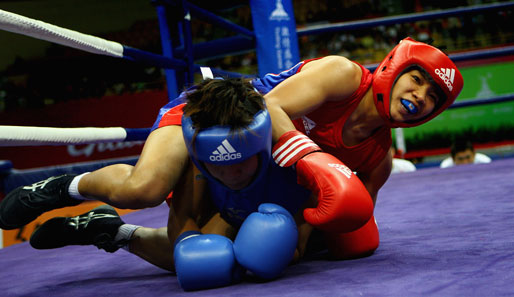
[272,130,373,233]
[174,231,244,291]
[233,203,297,279]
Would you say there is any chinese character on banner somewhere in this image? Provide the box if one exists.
[281,26,290,37]
[281,26,293,68]
[275,27,283,68]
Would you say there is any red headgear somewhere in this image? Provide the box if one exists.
[372,37,464,128]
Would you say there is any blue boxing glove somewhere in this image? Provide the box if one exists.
[174,231,244,291]
[233,203,298,279]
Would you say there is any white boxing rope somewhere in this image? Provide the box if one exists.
[0,126,128,147]
[0,9,124,58]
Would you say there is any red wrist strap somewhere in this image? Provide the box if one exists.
[272,130,321,167]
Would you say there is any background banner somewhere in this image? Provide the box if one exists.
[250,0,300,77]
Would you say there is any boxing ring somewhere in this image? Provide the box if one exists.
[1,1,514,296]
[1,157,513,296]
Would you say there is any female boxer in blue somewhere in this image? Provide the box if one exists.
[26,78,321,290]
[26,77,371,291]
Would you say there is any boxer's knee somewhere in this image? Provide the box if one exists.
[325,215,379,260]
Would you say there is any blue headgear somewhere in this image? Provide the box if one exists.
[182,108,272,189]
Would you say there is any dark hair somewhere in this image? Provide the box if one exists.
[183,78,265,132]
[450,139,474,157]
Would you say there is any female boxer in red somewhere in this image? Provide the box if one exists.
[258,37,463,258]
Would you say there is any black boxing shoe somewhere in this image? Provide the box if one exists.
[30,205,126,253]
[0,174,82,230]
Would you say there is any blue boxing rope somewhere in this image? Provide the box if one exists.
[449,93,514,109]
[364,45,514,73]
[297,2,514,37]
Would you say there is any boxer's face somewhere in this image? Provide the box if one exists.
[204,155,259,190]
[389,69,440,123]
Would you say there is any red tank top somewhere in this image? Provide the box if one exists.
[292,62,392,173]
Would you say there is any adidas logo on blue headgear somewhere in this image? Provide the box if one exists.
[210,139,242,162]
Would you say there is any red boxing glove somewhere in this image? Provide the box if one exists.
[272,130,373,232]
[324,215,379,259]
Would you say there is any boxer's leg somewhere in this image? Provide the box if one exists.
[76,125,189,208]
[0,125,189,229]
[0,174,82,230]
[30,205,129,253]
[126,226,173,271]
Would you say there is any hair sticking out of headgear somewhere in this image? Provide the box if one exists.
[183,78,264,131]
[181,78,272,190]
[372,37,464,128]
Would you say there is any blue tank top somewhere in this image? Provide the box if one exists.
[251,60,308,94]
[151,80,311,227]
[207,160,311,227]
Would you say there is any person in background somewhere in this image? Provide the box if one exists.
[440,139,491,168]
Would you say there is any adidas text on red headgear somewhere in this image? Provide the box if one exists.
[372,37,464,128]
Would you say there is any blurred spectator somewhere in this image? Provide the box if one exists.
[440,139,492,168]
[391,146,417,174]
